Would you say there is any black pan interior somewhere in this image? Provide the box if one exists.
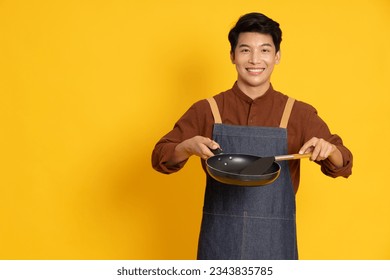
[206,153,282,186]
[206,154,279,176]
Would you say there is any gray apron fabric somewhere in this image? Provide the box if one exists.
[197,98,297,260]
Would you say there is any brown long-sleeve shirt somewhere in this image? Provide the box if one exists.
[152,83,353,193]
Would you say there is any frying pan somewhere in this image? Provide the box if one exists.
[205,148,311,186]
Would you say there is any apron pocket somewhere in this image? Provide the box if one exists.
[198,212,297,260]
[241,215,297,260]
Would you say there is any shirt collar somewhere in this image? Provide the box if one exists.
[232,82,275,103]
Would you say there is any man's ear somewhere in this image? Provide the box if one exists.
[275,50,281,64]
[230,51,235,64]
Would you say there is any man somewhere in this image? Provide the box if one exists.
[152,12,353,259]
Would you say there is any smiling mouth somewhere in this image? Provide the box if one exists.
[246,68,265,74]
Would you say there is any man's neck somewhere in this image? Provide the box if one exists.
[236,81,270,100]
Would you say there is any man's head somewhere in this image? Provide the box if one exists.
[228,13,282,55]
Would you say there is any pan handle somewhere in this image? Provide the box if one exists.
[274,153,312,161]
[210,147,223,155]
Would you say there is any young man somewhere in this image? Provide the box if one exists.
[152,12,353,259]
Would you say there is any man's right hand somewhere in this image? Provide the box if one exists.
[168,136,220,166]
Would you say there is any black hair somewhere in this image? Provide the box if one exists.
[228,12,282,53]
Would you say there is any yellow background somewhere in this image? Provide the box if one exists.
[1,0,389,259]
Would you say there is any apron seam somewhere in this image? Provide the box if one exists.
[240,211,248,260]
[202,211,295,221]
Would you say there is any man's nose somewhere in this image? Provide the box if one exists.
[249,50,261,64]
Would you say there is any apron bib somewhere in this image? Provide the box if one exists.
[197,97,297,260]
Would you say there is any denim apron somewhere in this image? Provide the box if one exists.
[197,97,297,260]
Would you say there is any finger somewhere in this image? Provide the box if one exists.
[313,139,324,160]
[315,139,331,160]
[201,145,216,159]
[303,146,314,155]
[322,143,334,159]
[311,144,321,161]
[203,138,220,151]
[313,139,333,161]
[318,144,328,159]
[299,137,318,154]
[210,140,220,150]
[197,138,219,158]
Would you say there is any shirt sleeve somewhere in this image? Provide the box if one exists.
[302,106,353,178]
[151,99,213,174]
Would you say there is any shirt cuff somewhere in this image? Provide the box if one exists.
[156,142,188,174]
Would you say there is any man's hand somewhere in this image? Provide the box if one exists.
[167,136,220,166]
[176,136,220,160]
[299,137,343,168]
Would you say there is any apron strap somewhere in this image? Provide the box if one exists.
[279,97,295,128]
[206,98,222,124]
[207,96,294,127]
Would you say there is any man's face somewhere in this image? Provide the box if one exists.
[231,32,280,95]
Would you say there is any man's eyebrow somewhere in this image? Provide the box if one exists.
[238,43,273,48]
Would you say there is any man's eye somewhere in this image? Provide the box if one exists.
[261,49,271,53]
[241,49,250,53]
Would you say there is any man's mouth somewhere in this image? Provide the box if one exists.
[246,68,265,74]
